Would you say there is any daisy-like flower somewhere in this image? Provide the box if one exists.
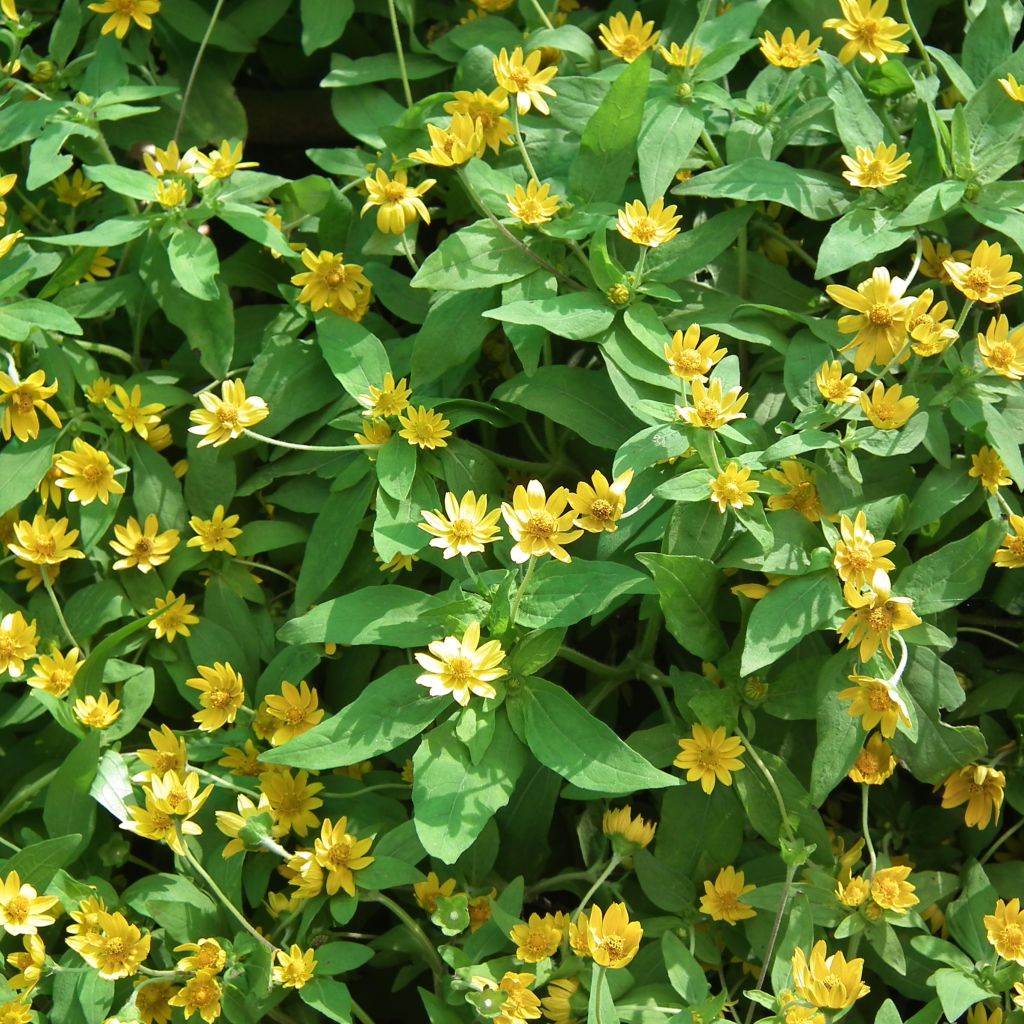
[602,805,656,850]
[0,871,58,936]
[314,816,375,897]
[870,865,917,913]
[676,378,749,430]
[510,913,563,963]
[659,42,703,67]
[492,47,558,116]
[398,405,452,449]
[994,515,1024,569]
[838,570,921,662]
[218,738,264,778]
[88,0,159,38]
[568,469,633,533]
[823,0,908,64]
[1000,74,1024,102]
[413,872,458,913]
[970,446,1011,495]
[710,463,759,514]
[54,439,125,505]
[984,898,1024,964]
[189,378,269,447]
[358,373,412,419]
[355,418,392,455]
[264,680,324,746]
[920,237,970,284]
[109,515,180,573]
[274,945,317,989]
[175,939,226,976]
[415,621,507,706]
[791,940,869,1008]
[599,12,659,63]
[26,646,82,697]
[186,662,246,731]
[409,113,485,166]
[471,972,542,1022]
[187,504,243,555]
[860,380,918,430]
[419,491,502,558]
[942,764,1006,829]
[700,866,757,925]
[616,197,681,248]
[664,324,727,383]
[52,169,102,207]
[7,513,85,565]
[841,143,911,189]
[104,384,165,439]
[836,876,870,907]
[581,903,643,969]
[945,242,1022,304]
[7,933,45,990]
[978,315,1024,380]
[849,733,896,784]
[759,27,821,67]
[833,511,895,588]
[507,180,561,225]
[147,770,213,822]
[906,290,958,357]
[143,140,197,178]
[826,267,913,372]
[147,591,199,643]
[290,248,371,315]
[0,611,37,678]
[68,910,151,979]
[838,674,911,738]
[190,140,257,188]
[815,360,861,404]
[260,768,324,837]
[169,972,222,1024]
[84,377,115,405]
[673,724,746,793]
[155,178,189,207]
[502,480,584,563]
[74,692,121,729]
[765,460,824,522]
[0,370,61,442]
[444,89,514,154]
[134,723,188,781]
[361,169,435,235]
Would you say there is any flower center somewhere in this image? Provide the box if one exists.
[630,217,657,244]
[524,511,556,539]
[13,392,34,414]
[1009,537,1024,558]
[867,604,894,632]
[135,538,153,555]
[195,944,220,969]
[778,44,801,64]
[383,183,407,202]
[694,400,719,425]
[285,704,307,725]
[207,687,235,709]
[672,351,702,376]
[0,637,14,658]
[191,981,218,1007]
[868,304,893,327]
[446,655,474,687]
[867,687,894,711]
[618,37,643,60]
[216,405,239,427]
[509,69,532,91]
[83,463,104,482]
[324,268,346,289]
[104,937,127,960]
[4,896,28,924]
[964,268,991,294]
[326,838,354,867]
[589,498,615,520]
[999,924,1024,958]
[449,519,475,542]
[873,879,898,904]
[600,934,626,961]
[988,342,1014,368]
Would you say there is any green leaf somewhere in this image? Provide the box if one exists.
[82,163,158,201]
[123,873,223,943]
[412,221,539,291]
[655,783,743,882]
[317,317,389,402]
[483,293,615,341]
[662,931,711,1002]
[0,435,57,513]
[0,835,83,889]
[946,861,998,962]
[639,101,704,204]
[932,969,996,1022]
[131,436,186,528]
[168,225,222,301]
[821,52,886,151]
[43,218,150,247]
[321,52,446,87]
[412,288,500,387]
[903,462,978,536]
[646,205,755,282]
[517,559,655,629]
[312,941,374,976]
[981,402,1024,487]
[43,732,101,854]
[816,208,914,278]
[0,299,82,339]
[588,961,617,1024]
[300,0,354,54]
[809,654,864,805]
[299,978,352,1023]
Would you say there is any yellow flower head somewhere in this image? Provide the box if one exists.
[260,768,324,837]
[7,512,85,565]
[444,88,514,154]
[358,372,412,419]
[836,875,870,907]
[175,938,227,975]
[510,912,562,963]
[838,674,911,738]
[291,248,371,315]
[814,360,860,404]
[154,176,189,207]
[0,230,23,259]
[945,241,1022,304]
[978,314,1024,380]
[420,490,502,558]
[26,645,82,697]
[848,732,896,784]
[313,815,375,897]
[838,569,920,662]
[110,514,180,573]
[501,479,584,563]
[409,113,485,166]
[765,460,823,522]
[906,290,957,357]
[0,369,61,442]
[860,380,918,430]
[599,12,659,63]
[413,871,458,913]
[823,0,908,64]
[984,898,1024,964]
[999,74,1024,103]
[759,27,821,68]
[841,143,911,189]
[541,977,581,1024]
[582,902,643,968]
[215,792,281,858]
[602,805,656,849]
[994,515,1024,569]
[659,42,703,68]
[676,377,749,430]
[710,462,759,514]
[665,324,727,384]
[186,662,246,731]
[81,247,115,283]
[568,468,633,533]
[74,692,122,729]
[190,140,257,188]
[6,933,45,991]
[188,504,243,555]
[0,871,59,936]
[122,793,184,852]
[0,611,38,678]
[870,865,917,913]
[264,680,324,746]
[134,723,188,780]
[968,1006,1005,1024]
[674,724,746,793]
[507,180,561,225]
[791,939,869,1008]
[969,446,1011,495]
[168,971,222,1023]
[66,910,150,979]
[54,438,124,505]
[700,866,757,925]
[493,47,558,116]
[143,140,196,177]
[616,197,681,248]
[274,945,317,989]
[942,764,1006,830]
[826,267,913,372]
[189,378,269,447]
[88,0,159,38]
[52,169,102,207]
[415,621,507,706]
[361,169,435,235]
[147,590,199,643]
[355,417,392,455]
[833,511,895,589]
[920,237,969,284]
[84,377,115,405]
[377,551,419,573]
[218,738,265,778]
[105,384,165,439]
[398,405,452,450]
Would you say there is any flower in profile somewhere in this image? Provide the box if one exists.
[602,805,656,851]
[189,379,269,447]
[0,611,37,678]
[616,197,681,247]
[814,360,860,404]
[67,910,150,979]
[355,418,392,455]
[599,12,659,63]
[493,47,558,115]
[765,460,824,522]
[906,291,957,357]
[84,377,115,406]
[314,816,375,897]
[860,380,918,430]
[838,570,920,662]
[409,113,484,166]
[984,899,1024,964]
[274,945,316,989]
[507,180,561,225]
[377,551,418,573]
[105,384,165,439]
[665,324,726,383]
[147,591,199,643]
[700,866,757,925]
[190,140,257,188]
[143,140,196,177]
[659,42,703,67]
[414,872,458,913]
[994,515,1024,569]
[264,680,324,746]
[826,267,913,372]
[870,865,917,913]
[358,373,412,419]
[218,739,264,778]
[398,405,452,449]
[444,89,514,153]
[26,646,82,697]
[168,971,222,1023]
[542,977,581,1024]
[999,74,1024,102]
[186,662,246,731]
[0,871,58,936]
[502,480,584,562]
[88,0,159,37]
[7,513,85,565]
[415,621,507,706]
[110,515,180,573]
[6,933,45,991]
[710,463,759,514]
[0,230,22,259]
[568,469,633,533]
[361,169,434,235]
[291,248,371,315]
[836,876,870,907]
[833,511,895,589]
[942,764,1006,829]
[676,378,749,430]
[838,674,911,738]
[510,913,563,963]
[674,724,746,793]
[791,940,869,1008]
[74,692,122,729]
[216,792,282,858]
[582,903,643,968]
[420,491,502,558]
[759,27,821,67]
[188,504,243,555]
[970,446,1011,495]
[54,439,125,505]
[920,237,969,284]
[977,315,1024,380]
[52,169,102,206]
[260,768,324,837]
[945,241,1022,304]
[823,0,908,64]
[0,370,61,441]
[848,733,896,784]
[841,143,911,189]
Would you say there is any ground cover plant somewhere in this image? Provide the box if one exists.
[1,0,1024,1022]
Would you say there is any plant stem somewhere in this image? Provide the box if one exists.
[526,0,555,30]
[351,998,378,1024]
[699,129,723,167]
[898,0,934,77]
[386,0,413,107]
[861,784,877,878]
[399,233,420,273]
[234,559,299,587]
[682,0,715,83]
[242,428,375,454]
[953,298,974,336]
[372,893,446,992]
[573,855,620,915]
[745,862,797,1024]
[737,222,749,299]
[882,631,909,686]
[192,766,260,800]
[736,728,793,841]
[981,815,1024,865]
[74,340,137,369]
[557,647,623,678]
[512,108,541,185]
[509,556,538,628]
[957,626,1020,651]
[42,573,82,652]
[174,0,228,141]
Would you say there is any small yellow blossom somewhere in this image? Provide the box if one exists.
[415,621,507,706]
[219,739,265,778]
[501,480,584,563]
[674,724,745,793]
[274,945,317,989]
[710,463,759,514]
[838,674,911,738]
[815,360,860,404]
[659,42,703,67]
[88,0,159,38]
[838,570,921,662]
[26,646,82,697]
[676,377,749,430]
[67,909,151,979]
[147,591,199,642]
[978,315,1024,380]
[826,267,913,372]
[413,872,458,913]
[994,515,1024,569]
[920,237,969,284]
[0,871,58,936]
[260,768,324,837]
[84,377,115,405]
[6,933,45,990]
[420,491,502,558]
[942,764,1006,829]
[665,324,726,383]
[510,912,562,963]
[841,143,911,188]
[765,460,824,522]
[314,816,375,897]
[355,418,392,454]
[215,792,283,858]
[143,141,197,177]
[52,169,102,207]
[81,248,115,283]
[188,504,243,555]
[0,370,61,441]
[616,197,681,247]
[999,74,1024,102]
[860,380,918,430]
[870,865,918,913]
[602,805,656,849]
[358,373,412,419]
[444,89,514,154]
[833,511,895,589]
[7,513,85,565]
[155,178,189,207]
[186,662,246,731]
[945,241,1022,304]
[361,169,434,234]
[599,12,659,63]
[970,446,1011,495]
[54,439,125,505]
[74,692,122,729]
[190,140,257,188]
[836,876,870,907]
[409,113,485,166]
[985,899,1024,964]
[105,384,165,439]
[581,903,643,968]
[398,405,452,449]
[700,866,757,925]
[848,733,896,784]
[134,724,188,780]
[568,469,633,533]
[264,680,324,746]
[110,515,180,573]
[791,939,869,1008]
[0,611,37,678]
[507,180,561,225]
[291,247,371,315]
[493,47,558,116]
[759,28,821,67]
[823,0,908,64]
[168,972,222,1024]
[189,379,269,447]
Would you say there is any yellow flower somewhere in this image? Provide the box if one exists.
[582,903,642,969]
[143,140,197,177]
[36,465,65,509]
[84,377,115,405]
[510,912,563,963]
[599,12,659,63]
[0,370,61,441]
[187,504,243,555]
[0,0,16,21]
[942,764,1006,829]
[995,515,1024,569]
[1015,986,1024,1012]
[676,377,749,429]
[148,770,212,821]
[906,290,957,357]
[409,113,485,166]
[0,230,23,259]
[260,768,324,837]
[823,0,908,64]
[190,140,257,188]
[147,590,199,642]
[848,733,896,784]
[215,792,281,858]
[168,971,222,1023]
[186,662,246,731]
[841,143,911,188]
[601,805,656,849]
[110,514,180,573]
[970,446,1011,495]
[6,933,45,991]
[26,646,82,697]
[616,197,681,248]
[507,180,561,226]
[413,872,458,913]
[88,0,159,37]
[710,462,759,514]
[420,490,502,558]
[836,875,870,907]
[74,692,122,729]
[814,360,860,404]
[659,42,703,67]
[274,945,316,989]
[264,680,324,746]
[839,570,921,662]
[999,73,1024,102]
[502,479,584,563]
[984,898,1024,964]
[291,247,371,315]
[920,237,969,284]
[945,241,1022,304]
[765,460,824,522]
[397,405,452,449]
[444,89,514,154]
[0,172,14,229]
[700,866,757,925]
[0,871,58,936]
[968,1006,1004,1024]
[568,468,633,533]
[674,724,746,793]
[0,611,37,678]
[174,939,227,975]
[759,28,821,67]
[860,380,918,430]
[314,816,375,897]
[52,169,102,206]
[826,267,913,372]
[361,169,434,235]
[122,795,186,853]
[218,739,265,777]
[189,378,269,447]
[415,621,507,706]
[105,384,165,439]
[81,247,115,283]
[154,176,189,207]
[838,674,911,738]
[791,939,869,1008]
[355,417,392,455]
[134,723,188,780]
[67,910,150,978]
[358,372,412,419]
[377,551,418,572]
[7,512,85,565]
[834,511,895,589]
[472,972,542,1024]
[664,324,726,383]
[978,314,1024,380]
[54,438,125,505]
[541,977,580,1024]
[493,47,558,116]
[870,865,917,913]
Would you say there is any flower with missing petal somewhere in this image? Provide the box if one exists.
[186,662,246,731]
[833,511,895,589]
[826,267,913,372]
[361,169,434,235]
[664,324,726,383]
[599,12,659,63]
[945,241,1022,304]
[823,0,908,64]
[815,360,861,404]
[568,469,633,533]
[398,405,452,449]
[759,27,821,67]
[710,463,759,514]
[415,621,507,706]
[838,570,920,662]
[860,380,918,430]
[264,680,324,746]
[978,315,1024,380]
[54,439,124,505]
[791,939,869,1008]
[501,480,584,563]
[409,113,485,166]
[147,591,199,642]
[841,143,911,188]
[493,47,558,115]
[507,180,561,225]
[838,674,911,738]
[700,866,757,925]
[110,515,180,573]
[87,0,159,38]
[0,370,61,442]
[765,460,824,522]
[848,733,896,784]
[676,378,749,430]
[420,491,502,558]
[616,197,681,247]
[189,379,269,447]
[994,515,1024,569]
[942,764,1005,829]
[674,724,745,793]
[970,446,1011,495]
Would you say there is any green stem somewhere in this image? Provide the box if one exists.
[242,428,376,453]
[699,129,723,168]
[351,998,378,1024]
[633,246,648,289]
[995,490,1017,519]
[736,727,793,841]
[526,0,555,30]
[386,0,413,107]
[760,223,819,274]
[512,108,541,185]
[558,647,623,678]
[174,0,228,141]
[573,855,620,916]
[980,815,1024,866]
[91,132,138,216]
[192,766,260,800]
[74,340,137,369]
[953,298,974,336]
[234,559,299,587]
[399,233,420,273]
[372,893,446,991]
[861,784,877,878]
[957,626,1020,652]
[898,0,934,77]
[466,441,556,475]
[509,556,538,628]
[744,862,797,1024]
[42,573,82,652]
[736,222,749,300]
[682,0,714,84]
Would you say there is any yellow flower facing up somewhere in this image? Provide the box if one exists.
[791,939,869,1009]
[823,0,908,64]
[74,692,121,729]
[838,570,921,662]
[493,47,558,116]
[186,662,246,731]
[147,590,199,643]
[501,480,584,563]
[260,768,324,837]
[833,511,895,589]
[826,267,913,372]
[88,0,159,38]
[7,512,85,565]
[6,933,45,991]
[134,723,188,780]
[970,446,1011,495]
[659,42,703,68]
[994,515,1024,569]
[409,113,485,166]
[264,680,324,746]
[413,872,458,913]
[398,405,452,450]
[978,315,1024,380]
[143,140,197,178]
[945,242,1022,304]
[941,764,1006,830]
[274,945,317,989]
[984,898,1024,964]
[700,866,757,925]
[361,169,435,235]
[189,378,269,447]
[616,197,681,248]
[0,871,59,936]
[765,460,824,522]
[870,865,918,913]
[190,140,257,188]
[52,169,103,207]
[291,248,371,315]
[568,468,633,533]
[109,515,180,573]
[0,370,61,442]
[155,176,189,208]
[759,27,821,67]
[168,971,222,1024]
[510,912,563,963]
[860,380,918,430]
[415,620,508,706]
[710,463,759,514]
[0,611,38,678]
[920,237,969,284]
[599,12,659,63]
[104,384,165,439]
[815,360,861,405]
[848,733,896,784]
[313,816,375,897]
[188,504,243,555]
[836,875,870,907]
[664,324,727,383]
[602,805,656,849]
[419,490,502,558]
[444,89,514,154]
[358,372,412,419]
[26,646,82,697]
[54,439,125,505]
[838,674,911,738]
[67,910,150,979]
[580,903,643,969]
[999,74,1024,102]
[215,792,283,858]
[674,724,746,794]
[676,377,749,430]
[841,143,911,189]
[507,180,561,225]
